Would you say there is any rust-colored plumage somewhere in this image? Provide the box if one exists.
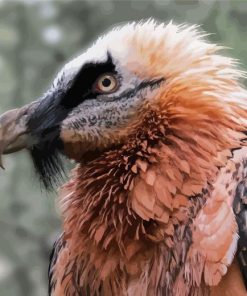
[1,20,247,295]
[50,107,247,295]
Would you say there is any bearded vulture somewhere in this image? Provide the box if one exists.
[0,20,247,296]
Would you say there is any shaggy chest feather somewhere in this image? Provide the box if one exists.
[52,110,247,296]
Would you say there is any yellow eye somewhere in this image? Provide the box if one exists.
[95,74,119,93]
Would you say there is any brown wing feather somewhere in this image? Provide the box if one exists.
[48,233,66,295]
[233,179,247,290]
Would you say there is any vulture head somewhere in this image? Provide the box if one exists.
[1,20,244,186]
[1,20,247,295]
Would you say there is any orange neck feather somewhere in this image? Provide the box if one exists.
[58,105,246,294]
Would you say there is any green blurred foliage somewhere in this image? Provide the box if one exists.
[0,0,246,295]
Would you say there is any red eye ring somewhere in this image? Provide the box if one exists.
[94,73,119,94]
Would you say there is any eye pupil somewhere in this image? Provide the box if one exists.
[95,74,118,93]
[102,78,111,87]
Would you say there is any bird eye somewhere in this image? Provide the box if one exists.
[94,74,119,94]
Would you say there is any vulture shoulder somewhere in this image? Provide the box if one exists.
[234,180,247,290]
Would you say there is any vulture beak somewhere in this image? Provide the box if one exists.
[0,104,33,169]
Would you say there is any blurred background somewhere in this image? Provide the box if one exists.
[0,0,246,295]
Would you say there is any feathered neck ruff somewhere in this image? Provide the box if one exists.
[58,98,247,295]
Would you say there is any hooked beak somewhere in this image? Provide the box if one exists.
[0,104,34,169]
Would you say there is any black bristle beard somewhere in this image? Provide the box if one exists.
[26,92,70,191]
[30,137,66,191]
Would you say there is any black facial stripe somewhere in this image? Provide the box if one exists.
[28,52,116,133]
[108,77,165,102]
[60,52,116,109]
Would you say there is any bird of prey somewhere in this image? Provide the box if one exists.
[0,20,247,296]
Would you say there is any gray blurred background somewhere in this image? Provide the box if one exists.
[0,0,246,295]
